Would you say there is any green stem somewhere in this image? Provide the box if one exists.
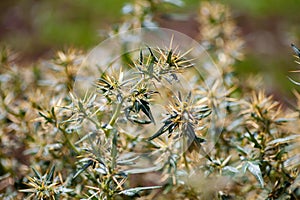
[109,99,124,127]
[183,152,190,173]
[59,126,79,154]
[103,97,124,136]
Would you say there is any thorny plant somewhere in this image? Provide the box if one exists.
[19,166,72,200]
[0,1,300,200]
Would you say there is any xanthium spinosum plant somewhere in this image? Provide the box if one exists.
[0,1,300,200]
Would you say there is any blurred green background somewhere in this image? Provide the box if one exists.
[1,0,300,99]
[0,0,125,57]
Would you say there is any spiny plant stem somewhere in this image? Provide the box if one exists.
[109,101,123,126]
[59,126,79,154]
[105,98,124,136]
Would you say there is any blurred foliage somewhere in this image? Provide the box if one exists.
[0,0,124,54]
[223,0,300,18]
[1,0,300,199]
[1,0,300,96]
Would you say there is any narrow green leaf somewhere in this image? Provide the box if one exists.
[222,166,239,174]
[236,145,248,156]
[39,112,53,123]
[245,128,262,149]
[241,162,249,174]
[46,165,55,184]
[131,118,152,124]
[139,99,155,124]
[50,107,55,117]
[267,135,300,145]
[139,49,143,65]
[247,161,264,188]
[147,47,158,63]
[78,100,84,111]
[123,166,161,174]
[111,130,118,169]
[166,50,173,65]
[284,154,300,169]
[274,118,295,124]
[73,160,94,179]
[119,186,162,196]
[117,154,139,165]
[291,43,300,58]
[148,121,173,140]
[31,167,42,180]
